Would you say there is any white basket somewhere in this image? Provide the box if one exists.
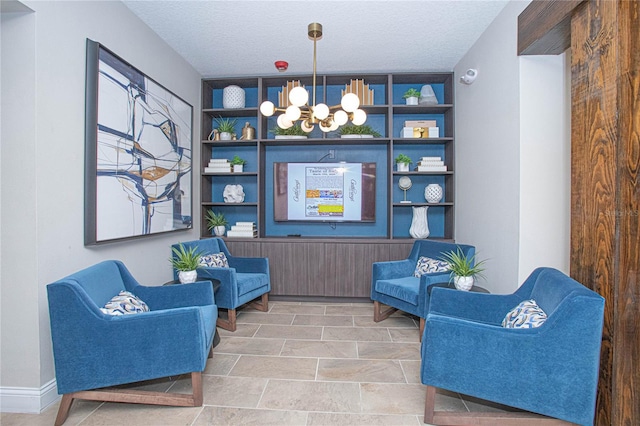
[223,85,245,109]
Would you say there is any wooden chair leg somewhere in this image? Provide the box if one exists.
[249,293,269,312]
[373,300,398,322]
[216,308,237,331]
[424,385,574,425]
[419,317,425,342]
[55,372,204,425]
[54,394,74,426]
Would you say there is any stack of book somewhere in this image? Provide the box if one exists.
[226,222,257,238]
[416,157,447,172]
[204,159,231,174]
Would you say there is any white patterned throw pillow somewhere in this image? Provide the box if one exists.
[200,252,229,268]
[502,299,548,328]
[414,256,451,277]
[100,291,149,316]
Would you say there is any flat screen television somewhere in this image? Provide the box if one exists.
[274,162,376,222]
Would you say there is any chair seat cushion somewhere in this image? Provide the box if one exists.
[236,273,269,297]
[375,277,420,306]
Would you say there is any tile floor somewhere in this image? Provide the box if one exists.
[2,301,513,426]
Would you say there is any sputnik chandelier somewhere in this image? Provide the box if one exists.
[259,23,367,133]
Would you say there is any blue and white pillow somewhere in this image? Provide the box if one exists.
[101,291,149,316]
[414,256,451,277]
[200,252,229,268]
[502,299,547,328]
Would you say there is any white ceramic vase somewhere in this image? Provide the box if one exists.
[213,225,226,236]
[219,132,232,141]
[454,275,474,291]
[409,206,430,239]
[405,96,419,105]
[178,270,198,284]
[233,164,244,173]
[397,162,410,172]
[222,85,245,108]
[425,184,443,203]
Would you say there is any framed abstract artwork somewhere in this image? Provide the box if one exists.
[84,40,193,245]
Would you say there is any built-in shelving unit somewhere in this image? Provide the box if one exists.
[200,72,455,297]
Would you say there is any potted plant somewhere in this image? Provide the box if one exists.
[215,116,238,140]
[403,88,421,105]
[205,210,228,236]
[230,155,246,173]
[395,153,412,172]
[270,123,308,139]
[338,124,381,138]
[169,243,205,283]
[440,248,487,291]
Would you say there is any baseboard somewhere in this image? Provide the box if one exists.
[0,379,60,413]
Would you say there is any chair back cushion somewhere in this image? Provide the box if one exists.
[66,261,126,308]
[528,268,596,317]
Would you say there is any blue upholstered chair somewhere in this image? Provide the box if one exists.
[371,240,475,337]
[47,260,217,426]
[173,238,270,331]
[421,267,605,426]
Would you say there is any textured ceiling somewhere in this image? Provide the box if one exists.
[123,0,510,78]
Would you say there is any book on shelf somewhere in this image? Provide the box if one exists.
[416,165,448,172]
[204,166,231,173]
[419,156,442,162]
[417,160,444,166]
[226,229,258,238]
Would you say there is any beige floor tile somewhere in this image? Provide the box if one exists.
[325,304,372,316]
[307,412,423,426]
[293,313,354,326]
[201,375,268,407]
[254,324,323,340]
[0,399,101,426]
[204,353,239,375]
[389,328,421,342]
[217,323,260,338]
[78,403,202,425]
[357,341,421,361]
[259,379,361,412]
[214,336,285,355]
[237,311,295,325]
[323,326,392,342]
[355,314,417,328]
[280,339,358,358]
[360,382,428,415]
[229,355,318,380]
[194,406,308,425]
[400,360,422,384]
[269,304,326,314]
[317,358,407,383]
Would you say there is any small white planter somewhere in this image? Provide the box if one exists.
[233,164,244,173]
[219,132,233,141]
[178,270,198,284]
[397,162,410,172]
[405,96,419,106]
[454,275,475,291]
[213,225,226,236]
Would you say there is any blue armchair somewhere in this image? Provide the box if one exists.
[47,260,217,426]
[173,238,270,331]
[421,267,605,426]
[371,240,475,337]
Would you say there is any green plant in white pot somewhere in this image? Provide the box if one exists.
[395,153,412,172]
[440,248,486,291]
[215,116,238,140]
[230,155,246,173]
[205,210,228,236]
[169,243,205,283]
[403,88,421,105]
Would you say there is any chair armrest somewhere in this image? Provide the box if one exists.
[372,259,415,281]
[227,256,269,274]
[133,281,214,311]
[195,267,238,308]
[428,286,521,324]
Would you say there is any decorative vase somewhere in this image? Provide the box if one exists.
[425,184,443,203]
[213,225,226,236]
[178,270,198,284]
[219,132,232,141]
[397,162,410,172]
[222,85,245,109]
[405,96,419,105]
[454,275,474,291]
[409,206,430,238]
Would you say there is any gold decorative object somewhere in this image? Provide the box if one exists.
[260,23,367,133]
[342,79,374,106]
[278,81,305,108]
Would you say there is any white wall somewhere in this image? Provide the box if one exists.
[0,0,201,412]
[454,0,571,293]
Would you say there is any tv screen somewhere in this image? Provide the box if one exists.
[274,162,376,222]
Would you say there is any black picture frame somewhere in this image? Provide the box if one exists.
[84,40,193,245]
